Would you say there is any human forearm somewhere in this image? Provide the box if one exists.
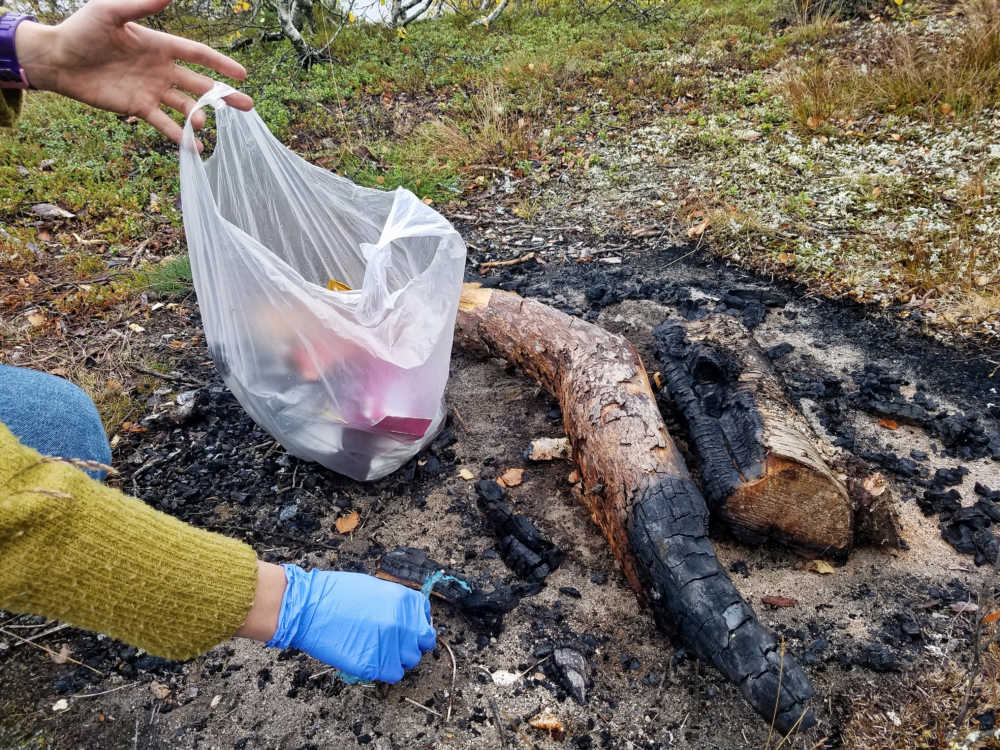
[235,560,286,642]
[0,424,258,660]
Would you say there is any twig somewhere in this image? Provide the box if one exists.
[441,636,457,723]
[488,698,511,749]
[72,682,139,699]
[10,621,70,647]
[479,252,536,272]
[404,696,442,717]
[0,626,104,676]
[129,363,206,387]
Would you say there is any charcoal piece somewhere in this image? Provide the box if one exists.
[376,547,527,634]
[851,366,1000,461]
[765,342,794,361]
[931,466,968,487]
[918,489,962,516]
[976,500,1000,523]
[475,480,564,581]
[974,483,1000,502]
[855,643,902,672]
[545,646,589,704]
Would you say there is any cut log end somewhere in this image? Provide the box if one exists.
[726,454,854,554]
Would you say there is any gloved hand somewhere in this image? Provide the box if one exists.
[266,565,436,683]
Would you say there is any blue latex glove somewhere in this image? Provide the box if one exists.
[266,565,436,682]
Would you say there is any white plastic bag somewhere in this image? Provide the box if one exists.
[179,83,466,481]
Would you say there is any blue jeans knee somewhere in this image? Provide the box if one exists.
[0,365,112,480]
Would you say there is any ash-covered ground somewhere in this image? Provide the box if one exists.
[2,222,998,749]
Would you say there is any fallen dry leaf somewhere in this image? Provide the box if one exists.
[761,595,798,608]
[567,469,581,484]
[808,559,835,575]
[806,114,822,130]
[499,468,524,487]
[26,311,47,328]
[878,418,899,430]
[950,601,978,614]
[528,437,572,461]
[50,644,73,664]
[458,468,475,481]
[651,371,664,390]
[335,511,360,534]
[983,610,1000,625]
[25,272,40,286]
[686,218,710,238]
[127,322,146,333]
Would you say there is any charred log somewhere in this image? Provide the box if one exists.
[376,547,535,635]
[654,315,854,557]
[475,479,565,583]
[455,284,815,734]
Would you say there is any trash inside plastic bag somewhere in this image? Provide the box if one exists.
[179,83,466,481]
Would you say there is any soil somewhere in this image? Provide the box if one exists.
[3,189,1000,749]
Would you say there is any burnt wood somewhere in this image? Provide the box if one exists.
[455,284,815,734]
[654,315,854,556]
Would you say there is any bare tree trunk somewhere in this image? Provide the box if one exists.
[455,284,815,734]
[470,0,509,25]
[266,0,329,66]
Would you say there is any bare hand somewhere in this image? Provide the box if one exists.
[14,0,254,144]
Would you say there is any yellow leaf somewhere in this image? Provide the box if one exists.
[808,559,835,575]
[335,511,360,534]
[458,468,475,480]
[348,12,355,21]
[423,197,434,205]
[128,322,145,333]
[327,278,352,292]
[397,26,407,38]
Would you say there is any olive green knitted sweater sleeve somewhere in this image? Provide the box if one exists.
[0,423,258,660]
[0,9,24,128]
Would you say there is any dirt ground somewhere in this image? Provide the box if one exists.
[3,211,999,749]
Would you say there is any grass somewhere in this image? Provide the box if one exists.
[784,0,1000,127]
[141,255,194,298]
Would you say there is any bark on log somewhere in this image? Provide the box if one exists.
[455,284,815,734]
[653,315,854,557]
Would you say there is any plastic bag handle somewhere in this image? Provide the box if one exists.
[180,81,241,164]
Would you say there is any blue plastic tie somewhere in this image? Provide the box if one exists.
[333,568,468,685]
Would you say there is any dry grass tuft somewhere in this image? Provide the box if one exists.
[785,0,1000,124]
[410,82,533,176]
[843,594,1000,750]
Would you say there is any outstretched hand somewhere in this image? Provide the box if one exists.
[265,565,437,683]
[14,0,254,144]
